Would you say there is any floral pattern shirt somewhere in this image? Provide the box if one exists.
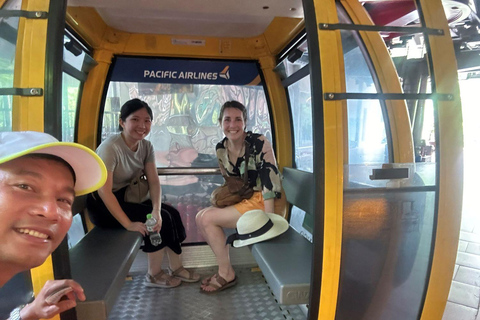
[216,131,282,200]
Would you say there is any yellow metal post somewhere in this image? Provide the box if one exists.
[258,55,293,170]
[310,0,345,318]
[12,0,48,131]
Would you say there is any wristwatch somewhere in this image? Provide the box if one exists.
[9,304,25,320]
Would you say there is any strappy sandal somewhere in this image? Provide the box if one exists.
[200,274,237,294]
[201,273,217,286]
[144,270,181,288]
[168,266,200,283]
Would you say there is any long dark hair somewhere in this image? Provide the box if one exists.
[118,99,153,131]
[218,101,247,129]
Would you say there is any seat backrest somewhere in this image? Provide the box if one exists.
[282,167,315,233]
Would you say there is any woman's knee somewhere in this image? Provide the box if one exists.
[195,208,207,227]
[196,207,217,227]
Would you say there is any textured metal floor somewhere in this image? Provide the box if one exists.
[108,265,307,320]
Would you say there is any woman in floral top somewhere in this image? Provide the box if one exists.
[196,100,282,293]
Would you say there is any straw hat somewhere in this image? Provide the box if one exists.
[0,131,107,196]
[226,209,289,248]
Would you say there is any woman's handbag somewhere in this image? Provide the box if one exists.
[210,142,254,208]
[124,173,150,203]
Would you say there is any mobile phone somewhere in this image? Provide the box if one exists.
[45,287,73,305]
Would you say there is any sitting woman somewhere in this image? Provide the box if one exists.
[196,100,282,293]
[87,98,199,288]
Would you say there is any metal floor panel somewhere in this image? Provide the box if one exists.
[129,245,258,273]
[108,266,307,320]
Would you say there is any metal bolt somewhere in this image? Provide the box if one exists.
[322,24,329,29]
[35,11,42,18]
[30,88,39,95]
[328,93,334,99]
[447,94,453,100]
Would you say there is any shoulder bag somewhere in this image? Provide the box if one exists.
[210,141,254,208]
[124,173,150,203]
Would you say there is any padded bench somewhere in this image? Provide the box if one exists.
[251,167,314,305]
[69,195,142,320]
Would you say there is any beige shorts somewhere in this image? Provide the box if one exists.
[233,191,265,214]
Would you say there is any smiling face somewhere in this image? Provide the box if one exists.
[221,107,246,143]
[119,107,152,143]
[0,156,75,282]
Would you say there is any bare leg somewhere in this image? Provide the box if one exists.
[196,206,241,291]
[147,248,165,276]
[166,247,183,271]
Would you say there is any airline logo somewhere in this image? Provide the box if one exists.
[143,65,231,82]
[219,66,230,80]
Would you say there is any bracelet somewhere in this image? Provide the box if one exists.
[9,304,25,320]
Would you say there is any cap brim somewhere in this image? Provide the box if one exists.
[15,142,107,196]
[233,213,289,248]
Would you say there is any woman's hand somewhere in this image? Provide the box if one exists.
[19,279,85,320]
[152,210,162,232]
[126,221,147,236]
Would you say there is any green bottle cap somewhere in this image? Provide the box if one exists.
[146,213,152,219]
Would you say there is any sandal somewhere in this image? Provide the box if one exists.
[144,270,181,288]
[201,273,217,286]
[168,266,200,283]
[200,274,237,294]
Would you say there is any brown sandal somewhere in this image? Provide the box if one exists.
[201,273,217,286]
[168,266,200,283]
[200,274,237,294]
[144,270,181,288]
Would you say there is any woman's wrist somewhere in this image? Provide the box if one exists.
[122,219,134,229]
[17,303,34,320]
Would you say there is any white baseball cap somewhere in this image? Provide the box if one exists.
[226,209,289,248]
[0,131,107,196]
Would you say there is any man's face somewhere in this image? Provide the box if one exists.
[0,156,75,272]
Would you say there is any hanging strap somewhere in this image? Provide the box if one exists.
[242,140,251,185]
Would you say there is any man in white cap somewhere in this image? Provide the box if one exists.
[0,131,107,320]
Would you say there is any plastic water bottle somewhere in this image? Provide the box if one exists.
[145,214,162,246]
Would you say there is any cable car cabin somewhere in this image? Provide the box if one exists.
[0,0,467,319]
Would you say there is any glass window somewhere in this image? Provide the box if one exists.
[61,33,95,142]
[287,75,313,172]
[341,28,389,164]
[61,73,81,142]
[0,0,22,132]
[102,82,272,168]
[336,5,436,320]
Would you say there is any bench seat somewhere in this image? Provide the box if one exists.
[251,227,312,305]
[69,227,142,320]
[249,167,314,305]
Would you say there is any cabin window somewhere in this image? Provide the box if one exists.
[102,57,273,168]
[0,0,21,132]
[61,31,95,142]
[278,38,314,172]
[340,26,390,165]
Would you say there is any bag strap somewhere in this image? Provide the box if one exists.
[242,140,250,184]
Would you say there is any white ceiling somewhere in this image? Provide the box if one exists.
[67,0,305,38]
